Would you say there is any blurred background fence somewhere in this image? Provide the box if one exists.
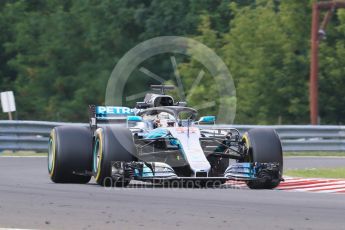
[1,120,345,152]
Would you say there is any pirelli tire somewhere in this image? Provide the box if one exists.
[48,126,93,183]
[93,126,136,187]
[242,128,283,189]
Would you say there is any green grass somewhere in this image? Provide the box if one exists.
[285,168,345,179]
[0,151,47,157]
[284,151,345,157]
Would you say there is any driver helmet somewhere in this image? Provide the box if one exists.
[158,112,175,127]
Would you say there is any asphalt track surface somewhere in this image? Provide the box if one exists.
[284,156,345,169]
[0,157,345,230]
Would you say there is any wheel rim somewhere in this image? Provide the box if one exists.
[48,130,56,176]
[93,138,100,173]
[93,131,104,182]
[48,138,53,172]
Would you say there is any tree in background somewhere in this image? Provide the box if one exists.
[178,0,312,124]
[0,0,345,124]
[2,0,142,121]
[0,0,232,121]
[319,9,345,124]
[223,0,310,124]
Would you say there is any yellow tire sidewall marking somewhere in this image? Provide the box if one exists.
[242,133,250,148]
[242,133,252,162]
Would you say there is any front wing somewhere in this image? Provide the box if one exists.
[110,161,281,184]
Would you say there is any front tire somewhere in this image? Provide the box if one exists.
[93,126,136,187]
[48,126,93,183]
[243,128,283,189]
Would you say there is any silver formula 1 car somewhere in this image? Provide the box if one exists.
[48,85,283,189]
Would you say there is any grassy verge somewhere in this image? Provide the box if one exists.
[284,151,345,157]
[285,168,345,179]
[0,151,47,157]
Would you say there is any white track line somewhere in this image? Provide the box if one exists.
[295,183,345,192]
[315,187,345,193]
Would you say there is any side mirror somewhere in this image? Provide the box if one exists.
[127,116,143,122]
[198,116,216,124]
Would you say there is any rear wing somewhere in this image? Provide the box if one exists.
[89,105,135,129]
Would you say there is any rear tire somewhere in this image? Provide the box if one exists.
[48,126,93,183]
[93,126,136,187]
[243,128,283,189]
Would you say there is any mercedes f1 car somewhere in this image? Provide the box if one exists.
[48,85,283,189]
